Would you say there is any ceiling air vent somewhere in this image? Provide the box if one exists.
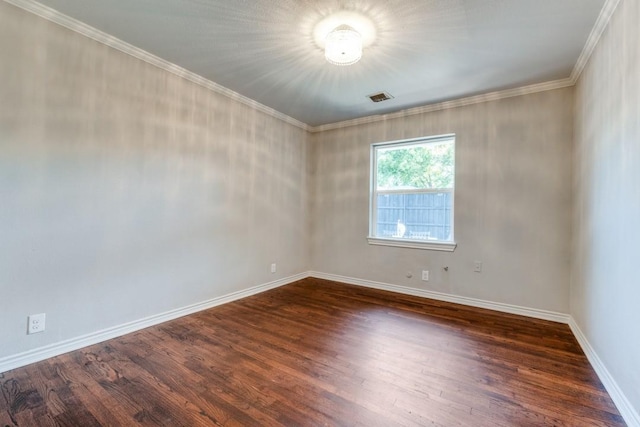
[367,92,394,103]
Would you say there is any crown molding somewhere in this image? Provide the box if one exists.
[310,78,574,133]
[4,0,620,135]
[570,0,622,83]
[2,0,311,132]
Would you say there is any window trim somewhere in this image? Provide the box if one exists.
[368,134,457,251]
[366,237,457,251]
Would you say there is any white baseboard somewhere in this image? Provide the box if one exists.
[3,271,637,427]
[0,272,307,374]
[309,271,570,323]
[309,271,638,427]
[568,318,640,427]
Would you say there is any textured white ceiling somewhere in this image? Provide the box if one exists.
[33,0,605,126]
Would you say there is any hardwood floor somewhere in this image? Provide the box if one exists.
[0,278,625,426]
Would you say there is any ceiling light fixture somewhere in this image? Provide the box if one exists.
[324,25,362,66]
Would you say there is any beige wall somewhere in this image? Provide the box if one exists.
[573,0,640,417]
[311,88,574,313]
[312,88,573,313]
[0,2,310,359]
[5,5,638,421]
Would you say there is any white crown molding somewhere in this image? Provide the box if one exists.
[568,318,640,427]
[570,0,622,83]
[0,272,308,374]
[2,0,310,132]
[2,0,620,134]
[310,78,574,133]
[308,0,621,133]
[308,271,570,323]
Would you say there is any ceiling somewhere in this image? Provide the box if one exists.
[32,0,606,127]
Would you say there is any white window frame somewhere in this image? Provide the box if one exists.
[368,134,457,251]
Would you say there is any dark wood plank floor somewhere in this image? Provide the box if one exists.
[0,278,625,426]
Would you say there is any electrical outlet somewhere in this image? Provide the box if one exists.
[421,270,429,281]
[271,263,276,273]
[474,261,483,273]
[28,313,46,334]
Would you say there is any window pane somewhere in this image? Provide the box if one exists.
[376,192,453,241]
[370,135,455,246]
[376,141,454,190]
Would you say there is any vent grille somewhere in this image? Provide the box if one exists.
[368,92,394,103]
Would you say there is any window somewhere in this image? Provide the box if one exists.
[368,134,456,251]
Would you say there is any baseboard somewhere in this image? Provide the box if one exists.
[308,271,638,427]
[0,272,308,374]
[309,271,570,323]
[568,318,640,427]
[4,271,637,427]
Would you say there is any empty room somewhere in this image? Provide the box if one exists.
[1,0,638,425]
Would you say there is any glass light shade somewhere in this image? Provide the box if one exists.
[324,26,362,66]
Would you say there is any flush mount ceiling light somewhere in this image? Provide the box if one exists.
[313,11,376,67]
[324,25,362,66]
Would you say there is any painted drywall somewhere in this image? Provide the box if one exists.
[573,0,640,418]
[311,88,574,313]
[0,1,310,360]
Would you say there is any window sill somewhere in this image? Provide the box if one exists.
[367,237,457,252]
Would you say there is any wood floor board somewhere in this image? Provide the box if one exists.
[0,278,626,426]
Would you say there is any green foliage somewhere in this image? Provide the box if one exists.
[377,142,454,189]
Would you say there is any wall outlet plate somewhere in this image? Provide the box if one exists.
[421,270,429,281]
[28,313,46,334]
[270,263,276,273]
